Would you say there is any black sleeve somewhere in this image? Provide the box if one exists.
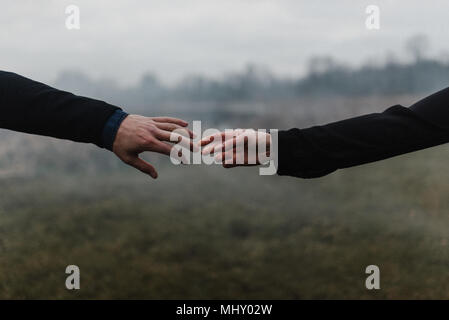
[0,70,120,147]
[277,87,449,178]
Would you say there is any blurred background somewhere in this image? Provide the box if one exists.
[1,0,449,299]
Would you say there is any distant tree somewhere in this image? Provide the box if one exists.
[307,56,337,75]
[53,70,93,95]
[140,73,161,91]
[138,72,164,101]
[405,34,430,62]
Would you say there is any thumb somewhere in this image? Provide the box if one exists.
[128,156,158,179]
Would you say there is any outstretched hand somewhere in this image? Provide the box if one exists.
[200,129,271,168]
[113,115,192,178]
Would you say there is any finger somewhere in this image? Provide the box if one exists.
[209,136,239,154]
[218,152,238,168]
[220,132,256,152]
[148,140,189,164]
[200,132,240,155]
[173,146,190,164]
[200,131,237,146]
[205,130,251,154]
[155,123,194,138]
[157,129,198,152]
[222,156,258,168]
[152,117,188,127]
[222,150,235,163]
[200,132,224,146]
[217,148,258,166]
[199,135,215,147]
[223,164,237,168]
[150,140,173,156]
[214,150,234,163]
[129,157,158,179]
[202,139,226,155]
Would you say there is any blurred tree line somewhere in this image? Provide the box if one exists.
[54,35,449,106]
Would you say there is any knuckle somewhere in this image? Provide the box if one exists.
[137,126,148,137]
[147,125,157,133]
[143,137,155,147]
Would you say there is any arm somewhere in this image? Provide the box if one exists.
[278,87,449,178]
[0,70,119,147]
[0,71,192,178]
[200,87,449,178]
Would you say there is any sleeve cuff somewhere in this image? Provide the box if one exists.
[101,109,129,151]
[277,128,338,178]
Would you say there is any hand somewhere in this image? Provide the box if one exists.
[200,129,271,168]
[113,115,192,178]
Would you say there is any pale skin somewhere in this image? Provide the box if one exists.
[113,115,193,179]
[200,129,271,168]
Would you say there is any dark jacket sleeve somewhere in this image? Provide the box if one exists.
[277,87,449,178]
[0,70,120,147]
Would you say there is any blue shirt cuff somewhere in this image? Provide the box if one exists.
[102,109,129,151]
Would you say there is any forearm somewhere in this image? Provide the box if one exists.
[277,87,449,178]
[0,70,120,147]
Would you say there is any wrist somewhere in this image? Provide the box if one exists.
[102,109,129,151]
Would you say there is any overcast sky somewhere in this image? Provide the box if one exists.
[2,0,449,86]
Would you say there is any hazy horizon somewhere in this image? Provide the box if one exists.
[3,1,449,86]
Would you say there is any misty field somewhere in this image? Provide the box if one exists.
[4,1,449,299]
[1,141,449,299]
[0,93,448,299]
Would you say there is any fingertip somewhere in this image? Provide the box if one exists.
[201,136,214,144]
[150,170,158,179]
[202,149,212,156]
[203,145,215,155]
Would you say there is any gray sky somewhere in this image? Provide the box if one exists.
[2,0,449,86]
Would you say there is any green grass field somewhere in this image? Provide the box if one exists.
[1,144,449,299]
